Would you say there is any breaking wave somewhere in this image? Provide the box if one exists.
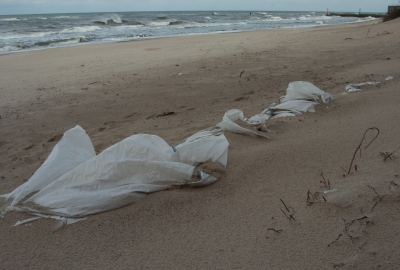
[61,25,101,33]
[0,45,22,52]
[298,15,331,20]
[169,20,183,25]
[1,18,20,21]
[35,37,85,47]
[93,15,122,25]
[148,21,170,26]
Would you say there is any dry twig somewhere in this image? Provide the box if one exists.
[280,199,295,221]
[307,190,327,206]
[320,172,331,189]
[346,127,379,175]
[380,145,400,161]
[267,228,283,233]
[328,234,342,247]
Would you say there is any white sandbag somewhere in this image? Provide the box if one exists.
[9,130,227,218]
[269,100,319,118]
[217,109,269,138]
[345,82,381,93]
[280,81,333,104]
[175,127,229,167]
[1,126,95,206]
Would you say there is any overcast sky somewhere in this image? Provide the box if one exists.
[0,0,397,15]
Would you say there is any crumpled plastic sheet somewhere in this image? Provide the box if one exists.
[217,109,270,138]
[3,126,96,207]
[345,82,381,93]
[280,81,333,104]
[217,82,330,136]
[1,126,229,225]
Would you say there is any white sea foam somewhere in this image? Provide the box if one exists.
[37,17,47,20]
[60,26,101,33]
[204,17,212,20]
[298,15,331,21]
[120,25,144,29]
[177,22,237,29]
[95,15,122,24]
[111,18,122,24]
[0,31,56,40]
[261,16,290,22]
[1,18,20,21]
[0,45,22,52]
[148,21,170,26]
[267,16,284,20]
[56,15,79,19]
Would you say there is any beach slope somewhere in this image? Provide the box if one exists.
[1,18,400,269]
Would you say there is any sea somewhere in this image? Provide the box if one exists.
[0,11,376,55]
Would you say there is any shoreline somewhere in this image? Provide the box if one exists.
[1,18,399,268]
[0,17,380,56]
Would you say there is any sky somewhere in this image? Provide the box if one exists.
[0,0,397,15]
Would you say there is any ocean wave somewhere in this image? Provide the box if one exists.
[157,16,168,20]
[261,16,288,21]
[204,17,211,20]
[298,15,331,21]
[1,18,20,21]
[0,31,56,40]
[169,20,183,25]
[61,26,101,33]
[54,16,79,19]
[181,22,241,29]
[93,15,122,25]
[148,21,170,26]
[128,21,145,26]
[0,45,22,52]
[259,12,268,15]
[35,37,85,47]
[355,16,377,22]
[37,17,48,20]
[120,25,144,29]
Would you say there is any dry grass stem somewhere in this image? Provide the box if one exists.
[380,145,400,161]
[307,190,327,206]
[280,199,296,221]
[320,172,331,189]
[346,127,380,175]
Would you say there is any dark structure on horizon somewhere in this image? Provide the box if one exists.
[388,6,400,15]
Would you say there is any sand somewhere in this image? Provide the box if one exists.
[1,18,400,269]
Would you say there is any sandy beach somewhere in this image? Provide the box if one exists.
[1,18,400,269]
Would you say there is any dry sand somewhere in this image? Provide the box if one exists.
[1,18,400,269]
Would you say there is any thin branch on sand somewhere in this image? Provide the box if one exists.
[320,172,331,189]
[280,199,296,221]
[380,145,400,161]
[346,127,380,175]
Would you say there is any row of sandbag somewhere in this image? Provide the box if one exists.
[1,81,333,228]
